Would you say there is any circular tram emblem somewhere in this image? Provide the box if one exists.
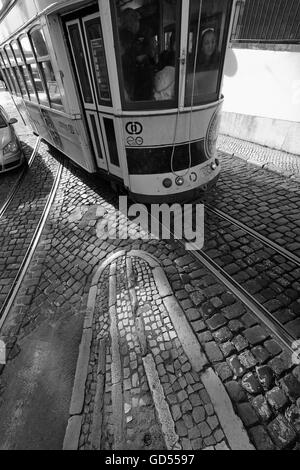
[126,121,143,135]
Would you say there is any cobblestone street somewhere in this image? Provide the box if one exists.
[0,91,300,451]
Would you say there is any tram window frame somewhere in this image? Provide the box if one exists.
[0,52,10,92]
[1,48,20,95]
[7,42,31,99]
[11,39,37,102]
[19,33,48,106]
[185,0,233,106]
[0,55,16,95]
[0,54,13,94]
[3,45,22,96]
[110,0,182,111]
[29,26,64,110]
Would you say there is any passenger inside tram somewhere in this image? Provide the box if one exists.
[119,7,156,101]
[185,0,227,105]
[153,33,176,101]
[117,0,178,104]
[197,28,220,71]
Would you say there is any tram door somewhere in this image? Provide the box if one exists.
[66,14,120,176]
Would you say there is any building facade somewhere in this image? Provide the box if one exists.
[221,0,300,155]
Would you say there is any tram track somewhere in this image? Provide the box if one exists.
[187,246,295,353]
[204,204,300,268]
[0,148,63,331]
[205,152,300,259]
[154,209,299,357]
[0,137,41,219]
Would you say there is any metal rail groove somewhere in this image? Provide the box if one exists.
[205,204,300,268]
[185,241,295,354]
[0,161,63,331]
[154,215,296,356]
[0,137,41,219]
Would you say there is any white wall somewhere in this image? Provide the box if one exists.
[220,46,300,155]
[222,47,300,122]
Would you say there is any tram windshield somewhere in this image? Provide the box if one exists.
[113,0,231,109]
[185,0,231,106]
[114,0,180,106]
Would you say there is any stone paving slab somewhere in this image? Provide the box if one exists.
[218,134,300,180]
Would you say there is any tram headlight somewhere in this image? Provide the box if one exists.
[175,177,184,186]
[3,140,19,156]
[162,178,173,188]
[205,108,222,159]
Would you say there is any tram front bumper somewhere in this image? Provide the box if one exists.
[128,164,220,204]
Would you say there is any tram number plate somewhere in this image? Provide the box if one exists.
[125,122,143,135]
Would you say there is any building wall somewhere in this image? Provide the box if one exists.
[220,46,300,155]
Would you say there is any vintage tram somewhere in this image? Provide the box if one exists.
[0,0,235,202]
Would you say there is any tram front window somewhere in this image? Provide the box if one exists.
[185,0,230,106]
[114,0,180,106]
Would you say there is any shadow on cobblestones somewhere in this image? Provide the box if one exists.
[203,155,300,257]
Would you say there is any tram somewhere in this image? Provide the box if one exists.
[0,0,235,202]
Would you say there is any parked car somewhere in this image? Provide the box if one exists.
[0,105,25,173]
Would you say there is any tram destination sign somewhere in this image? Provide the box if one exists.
[90,38,111,102]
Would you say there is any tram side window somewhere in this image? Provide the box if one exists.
[185,0,230,106]
[6,43,30,99]
[4,45,22,97]
[3,65,19,95]
[19,35,48,105]
[12,40,37,102]
[0,53,11,92]
[14,67,28,97]
[0,50,19,95]
[0,68,10,92]
[30,63,48,105]
[21,65,36,101]
[30,28,63,108]
[114,0,180,106]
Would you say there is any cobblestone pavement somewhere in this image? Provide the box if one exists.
[202,212,300,338]
[0,93,299,450]
[218,134,300,179]
[0,91,34,208]
[0,142,61,310]
[204,153,300,258]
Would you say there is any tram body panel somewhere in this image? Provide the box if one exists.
[121,106,221,147]
[23,101,98,173]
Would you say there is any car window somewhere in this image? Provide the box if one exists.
[0,113,7,128]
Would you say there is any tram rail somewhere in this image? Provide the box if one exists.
[204,204,300,268]
[0,137,41,219]
[0,158,63,331]
[187,246,295,353]
[154,211,298,357]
